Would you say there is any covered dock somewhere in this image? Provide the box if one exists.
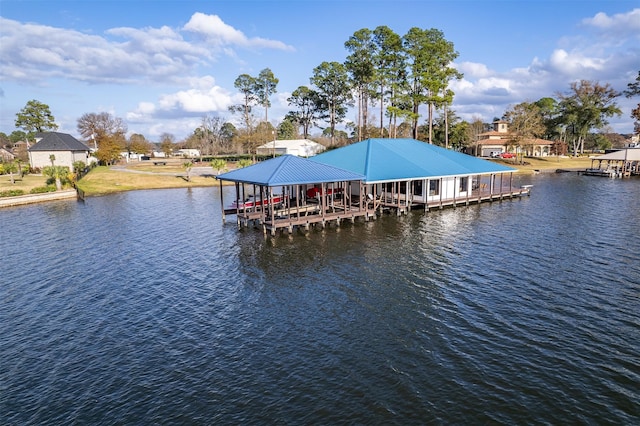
[216,155,371,235]
[584,148,640,178]
[217,139,533,237]
[312,138,530,216]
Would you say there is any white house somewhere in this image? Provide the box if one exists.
[28,132,91,170]
[173,149,200,158]
[256,139,326,157]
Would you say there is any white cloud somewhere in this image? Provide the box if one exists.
[126,102,156,122]
[127,76,232,125]
[582,8,640,37]
[0,13,293,85]
[548,49,607,75]
[183,12,295,51]
[456,62,492,79]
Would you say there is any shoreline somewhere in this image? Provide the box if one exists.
[1,157,596,208]
[0,189,78,208]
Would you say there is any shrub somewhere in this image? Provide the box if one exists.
[30,186,57,194]
[0,189,25,197]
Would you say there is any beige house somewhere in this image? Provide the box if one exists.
[28,132,91,170]
[475,120,553,157]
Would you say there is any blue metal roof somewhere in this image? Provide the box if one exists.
[216,154,365,186]
[311,138,516,183]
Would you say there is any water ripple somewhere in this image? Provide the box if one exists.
[1,178,639,424]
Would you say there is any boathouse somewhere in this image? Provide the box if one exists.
[311,138,528,214]
[584,148,640,178]
[217,139,531,236]
[216,155,369,235]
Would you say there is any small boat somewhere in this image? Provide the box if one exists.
[306,186,344,198]
[230,194,287,209]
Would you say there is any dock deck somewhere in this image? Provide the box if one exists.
[226,186,531,236]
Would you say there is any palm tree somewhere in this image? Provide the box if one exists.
[43,165,69,190]
[183,161,193,182]
[210,159,227,175]
[5,161,18,184]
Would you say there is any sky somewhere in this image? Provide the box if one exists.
[1,0,639,142]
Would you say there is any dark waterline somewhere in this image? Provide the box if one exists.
[1,174,639,424]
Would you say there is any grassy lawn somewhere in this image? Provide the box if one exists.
[489,156,594,173]
[3,155,594,198]
[0,174,51,194]
[75,166,219,196]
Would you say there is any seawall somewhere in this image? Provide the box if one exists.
[0,189,78,208]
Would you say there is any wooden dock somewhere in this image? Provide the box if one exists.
[581,168,619,178]
[225,186,532,236]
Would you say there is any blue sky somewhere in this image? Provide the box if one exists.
[1,0,639,141]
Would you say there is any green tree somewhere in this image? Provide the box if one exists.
[210,158,227,175]
[220,122,237,152]
[228,74,259,132]
[557,80,622,156]
[403,28,461,142]
[183,161,193,182]
[623,70,640,133]
[372,26,406,137]
[9,130,27,144]
[72,160,87,179]
[311,61,352,146]
[287,86,322,139]
[255,68,279,124]
[43,164,70,190]
[277,119,297,140]
[4,161,18,184]
[15,100,58,139]
[345,28,376,141]
[237,158,253,168]
[254,121,277,147]
[534,97,561,141]
[432,109,468,150]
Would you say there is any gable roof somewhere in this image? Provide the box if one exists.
[29,132,90,152]
[311,138,516,183]
[594,148,640,161]
[216,154,365,186]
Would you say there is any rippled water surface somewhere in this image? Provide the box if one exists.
[1,174,639,424]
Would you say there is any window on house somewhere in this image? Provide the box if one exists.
[413,180,423,196]
[459,176,468,192]
[429,180,440,196]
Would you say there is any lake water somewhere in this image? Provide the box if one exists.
[1,173,639,424]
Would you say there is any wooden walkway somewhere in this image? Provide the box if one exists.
[226,186,531,236]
